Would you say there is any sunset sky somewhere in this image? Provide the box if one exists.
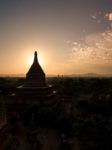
[0,0,112,75]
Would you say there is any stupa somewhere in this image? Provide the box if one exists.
[5,51,58,118]
[17,51,57,106]
[24,51,46,87]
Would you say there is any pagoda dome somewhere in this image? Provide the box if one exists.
[24,51,46,87]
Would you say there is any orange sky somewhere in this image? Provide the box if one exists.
[0,0,112,76]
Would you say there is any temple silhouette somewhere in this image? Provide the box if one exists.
[25,51,46,87]
[0,52,81,150]
[5,51,59,119]
[0,52,73,150]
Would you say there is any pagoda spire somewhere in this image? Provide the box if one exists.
[34,51,38,64]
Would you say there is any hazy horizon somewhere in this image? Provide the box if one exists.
[0,72,112,78]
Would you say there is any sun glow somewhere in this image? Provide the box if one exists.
[27,57,33,66]
[27,53,45,67]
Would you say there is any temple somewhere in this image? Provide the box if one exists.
[0,52,72,150]
[5,51,58,119]
[24,51,46,87]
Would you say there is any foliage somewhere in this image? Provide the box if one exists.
[1,76,112,149]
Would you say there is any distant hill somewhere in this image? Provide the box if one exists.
[62,73,112,78]
[73,73,112,77]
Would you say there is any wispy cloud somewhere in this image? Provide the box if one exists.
[105,12,112,21]
[90,11,103,24]
[91,15,97,20]
[67,30,112,64]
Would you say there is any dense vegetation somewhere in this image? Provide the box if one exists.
[0,77,112,150]
[49,77,112,149]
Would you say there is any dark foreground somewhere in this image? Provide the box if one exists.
[0,77,112,150]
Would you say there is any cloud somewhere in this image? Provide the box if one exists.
[90,12,103,24]
[91,15,97,20]
[68,30,112,65]
[105,12,112,21]
[109,13,112,21]
[91,12,112,26]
